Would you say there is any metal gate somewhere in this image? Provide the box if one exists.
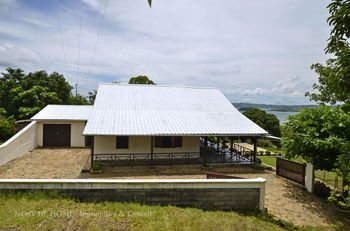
[276,158,306,186]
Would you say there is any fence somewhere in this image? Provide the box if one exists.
[276,158,306,186]
[315,169,343,190]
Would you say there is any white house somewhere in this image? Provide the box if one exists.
[30,84,268,166]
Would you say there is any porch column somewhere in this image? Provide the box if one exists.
[230,137,233,160]
[151,136,154,165]
[203,137,208,164]
[90,136,94,168]
[216,137,220,154]
[253,137,257,163]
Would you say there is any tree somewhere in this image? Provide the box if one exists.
[0,108,15,142]
[128,75,156,85]
[243,108,281,137]
[305,0,350,105]
[87,90,97,104]
[0,68,90,119]
[69,94,89,105]
[282,105,350,171]
[16,86,61,119]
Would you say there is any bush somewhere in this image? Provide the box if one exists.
[0,116,15,142]
[313,181,331,199]
[328,185,350,210]
[265,150,271,155]
[259,151,265,155]
[258,139,272,148]
[91,162,102,171]
[256,158,262,165]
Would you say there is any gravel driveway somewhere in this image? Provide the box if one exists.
[0,148,90,179]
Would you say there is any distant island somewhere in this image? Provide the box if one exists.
[232,103,318,112]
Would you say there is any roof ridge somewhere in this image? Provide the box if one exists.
[46,105,93,107]
[98,83,218,90]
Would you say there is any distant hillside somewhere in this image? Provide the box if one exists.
[232,103,318,112]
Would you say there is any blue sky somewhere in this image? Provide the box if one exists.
[0,0,330,104]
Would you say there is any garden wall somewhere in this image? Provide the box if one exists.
[0,178,266,211]
[0,121,37,166]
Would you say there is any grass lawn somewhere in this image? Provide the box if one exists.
[315,170,343,189]
[259,156,277,168]
[0,191,325,231]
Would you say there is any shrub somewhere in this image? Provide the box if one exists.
[258,139,272,148]
[91,162,102,171]
[265,150,271,155]
[313,181,331,199]
[256,158,262,165]
[328,185,350,211]
[0,116,15,142]
[259,151,265,155]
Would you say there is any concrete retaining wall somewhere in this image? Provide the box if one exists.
[0,178,266,211]
[0,121,37,166]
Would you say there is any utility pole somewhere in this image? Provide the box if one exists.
[75,83,78,97]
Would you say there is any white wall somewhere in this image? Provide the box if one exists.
[36,121,86,147]
[94,136,200,154]
[0,121,37,166]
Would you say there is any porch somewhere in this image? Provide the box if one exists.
[90,136,259,167]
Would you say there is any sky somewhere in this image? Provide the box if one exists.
[0,0,331,104]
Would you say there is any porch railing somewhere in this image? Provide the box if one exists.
[200,139,255,164]
[94,152,200,167]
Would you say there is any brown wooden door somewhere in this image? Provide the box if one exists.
[43,124,71,147]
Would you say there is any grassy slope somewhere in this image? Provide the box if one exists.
[0,191,323,231]
[259,156,277,168]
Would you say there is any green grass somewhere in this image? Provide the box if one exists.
[259,156,277,168]
[315,170,343,189]
[0,191,329,231]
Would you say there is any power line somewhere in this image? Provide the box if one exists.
[56,1,68,81]
[76,2,84,92]
[86,0,110,84]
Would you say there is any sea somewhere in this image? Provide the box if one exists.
[267,111,298,124]
[239,108,298,124]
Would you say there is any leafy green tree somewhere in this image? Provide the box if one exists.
[0,68,83,119]
[306,0,350,105]
[243,108,281,137]
[282,105,350,171]
[16,86,61,119]
[0,109,15,142]
[69,94,89,105]
[88,90,97,104]
[128,75,156,85]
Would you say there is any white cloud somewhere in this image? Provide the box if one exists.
[0,0,330,104]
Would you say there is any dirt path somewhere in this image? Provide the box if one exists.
[80,165,350,228]
[0,148,90,179]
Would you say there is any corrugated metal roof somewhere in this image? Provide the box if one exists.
[31,105,93,121]
[83,84,268,136]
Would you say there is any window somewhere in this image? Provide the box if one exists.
[155,136,182,148]
[116,136,129,149]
